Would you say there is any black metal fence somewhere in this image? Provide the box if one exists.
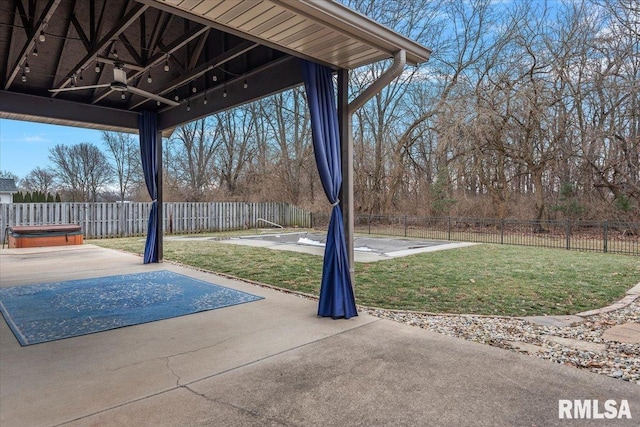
[311,213,639,256]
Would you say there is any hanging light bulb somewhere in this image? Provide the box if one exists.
[112,46,118,59]
[71,74,76,87]
[32,47,38,56]
[203,91,208,105]
[156,100,161,106]
[147,72,152,84]
[174,90,179,101]
[38,30,46,43]
[164,54,170,72]
[95,62,101,73]
[212,74,217,82]
[21,71,27,83]
[192,85,197,93]
[187,100,191,112]
[24,62,30,74]
[79,69,83,81]
[223,89,227,98]
[121,93,126,100]
[243,79,248,89]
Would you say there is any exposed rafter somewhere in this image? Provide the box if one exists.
[50,2,148,96]
[5,0,62,90]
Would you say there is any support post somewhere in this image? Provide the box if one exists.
[338,68,354,283]
[156,130,163,262]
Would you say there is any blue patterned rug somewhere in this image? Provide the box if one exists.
[0,270,263,346]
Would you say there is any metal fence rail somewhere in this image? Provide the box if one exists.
[311,214,639,256]
[0,202,311,239]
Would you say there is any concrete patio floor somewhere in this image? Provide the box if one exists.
[0,244,638,426]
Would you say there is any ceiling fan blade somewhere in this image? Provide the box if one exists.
[49,84,110,93]
[127,87,180,107]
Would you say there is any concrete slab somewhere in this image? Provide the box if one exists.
[603,322,640,344]
[547,336,607,352]
[626,282,640,295]
[1,245,639,427]
[523,315,584,327]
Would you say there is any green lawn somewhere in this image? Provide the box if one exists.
[91,236,640,316]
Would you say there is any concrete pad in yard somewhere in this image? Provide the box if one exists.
[547,336,607,352]
[603,322,640,344]
[524,315,583,327]
[627,282,640,295]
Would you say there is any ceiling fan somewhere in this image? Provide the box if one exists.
[49,62,180,107]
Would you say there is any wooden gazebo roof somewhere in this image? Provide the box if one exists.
[0,0,431,135]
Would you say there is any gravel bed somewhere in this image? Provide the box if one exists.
[362,300,640,385]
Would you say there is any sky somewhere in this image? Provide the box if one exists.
[0,118,107,179]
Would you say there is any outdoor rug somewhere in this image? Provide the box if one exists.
[0,270,263,346]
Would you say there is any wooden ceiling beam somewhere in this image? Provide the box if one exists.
[5,0,62,90]
[50,2,148,96]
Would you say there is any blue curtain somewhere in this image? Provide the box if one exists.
[302,60,357,319]
[138,111,159,264]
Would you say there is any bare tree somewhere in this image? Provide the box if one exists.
[49,143,112,202]
[102,131,141,202]
[21,167,56,194]
[215,107,256,194]
[168,118,220,201]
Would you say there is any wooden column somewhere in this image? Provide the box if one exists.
[338,68,354,282]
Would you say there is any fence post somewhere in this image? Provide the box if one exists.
[565,219,571,250]
[368,213,371,235]
[404,215,407,237]
[603,220,608,253]
[500,219,504,245]
[447,217,451,241]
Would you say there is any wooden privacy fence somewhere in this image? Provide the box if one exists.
[0,202,311,239]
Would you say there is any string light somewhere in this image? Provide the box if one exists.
[243,79,248,89]
[212,74,217,82]
[187,100,191,112]
[156,100,161,106]
[24,61,30,73]
[95,62,100,73]
[121,93,126,100]
[21,71,27,83]
[203,90,208,105]
[32,47,38,56]
[147,72,152,83]
[38,30,45,42]
[174,90,178,101]
[164,54,170,72]
[192,85,197,93]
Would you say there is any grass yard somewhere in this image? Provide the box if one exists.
[91,236,640,316]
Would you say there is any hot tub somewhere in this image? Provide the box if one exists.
[7,225,83,248]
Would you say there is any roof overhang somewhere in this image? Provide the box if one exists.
[146,0,431,69]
